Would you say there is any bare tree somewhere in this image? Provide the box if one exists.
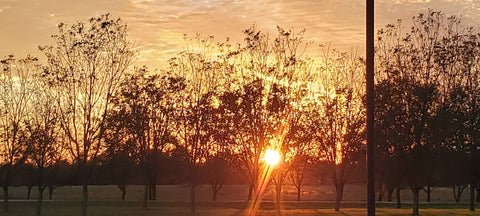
[169,34,226,215]
[376,10,480,215]
[214,26,312,216]
[310,47,365,212]
[39,14,136,216]
[0,55,35,212]
[203,154,229,201]
[23,72,63,216]
[106,66,184,207]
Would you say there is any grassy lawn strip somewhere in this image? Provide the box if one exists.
[1,201,479,216]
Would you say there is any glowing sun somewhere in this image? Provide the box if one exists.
[264,149,280,166]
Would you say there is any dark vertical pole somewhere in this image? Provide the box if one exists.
[366,0,375,216]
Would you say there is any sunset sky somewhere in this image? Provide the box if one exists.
[1,0,480,68]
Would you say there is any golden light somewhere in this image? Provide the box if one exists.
[264,149,280,166]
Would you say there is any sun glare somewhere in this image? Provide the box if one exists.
[264,149,280,166]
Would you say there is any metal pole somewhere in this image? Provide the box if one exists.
[366,0,375,215]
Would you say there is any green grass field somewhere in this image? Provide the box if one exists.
[1,185,479,216]
[2,184,474,202]
[1,201,479,216]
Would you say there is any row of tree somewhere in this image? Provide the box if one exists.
[3,155,350,200]
[375,10,480,215]
[0,10,479,216]
[0,13,362,216]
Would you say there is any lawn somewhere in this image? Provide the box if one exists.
[1,201,479,216]
[1,185,479,216]
[2,184,473,202]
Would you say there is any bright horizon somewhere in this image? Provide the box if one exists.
[1,0,480,68]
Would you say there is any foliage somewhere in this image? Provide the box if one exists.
[0,55,37,212]
[39,13,136,216]
[105,66,184,206]
[376,9,480,214]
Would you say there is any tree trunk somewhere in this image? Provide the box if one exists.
[3,185,9,212]
[48,186,54,200]
[152,175,157,200]
[151,184,156,200]
[412,188,420,216]
[453,185,467,203]
[334,182,344,211]
[81,183,88,216]
[426,185,431,202]
[142,184,148,208]
[149,176,157,200]
[453,186,458,202]
[36,186,45,216]
[377,189,385,201]
[148,184,152,200]
[377,183,385,201]
[296,185,301,201]
[470,184,475,211]
[142,165,149,208]
[476,186,480,203]
[117,185,126,201]
[275,181,282,216]
[211,184,222,201]
[248,184,253,201]
[27,185,33,200]
[36,168,45,216]
[212,188,218,201]
[386,186,394,202]
[395,187,401,209]
[190,184,196,215]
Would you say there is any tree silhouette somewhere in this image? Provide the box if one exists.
[23,71,62,215]
[282,109,316,203]
[376,49,439,216]
[39,14,136,216]
[309,47,365,211]
[0,55,36,212]
[203,154,230,201]
[106,66,184,207]
[375,9,480,214]
[97,150,136,201]
[44,159,70,200]
[168,34,226,214]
